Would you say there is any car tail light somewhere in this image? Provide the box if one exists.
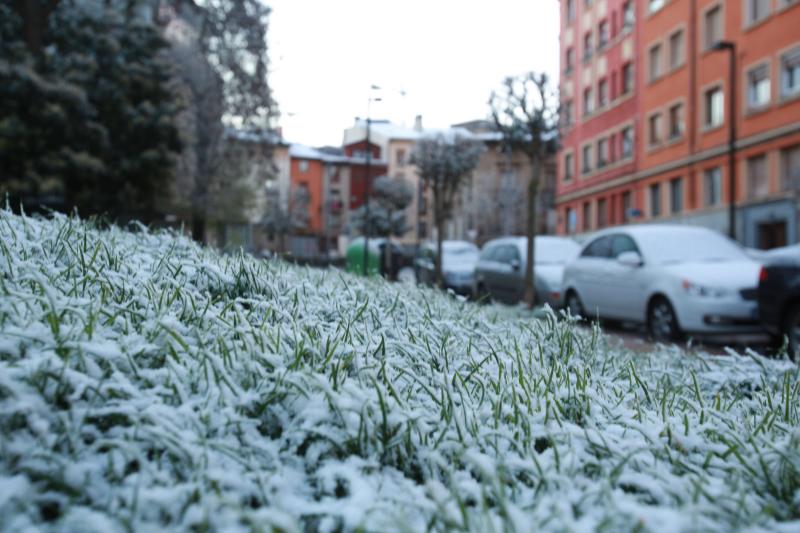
[759,267,768,282]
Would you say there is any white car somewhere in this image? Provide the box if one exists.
[562,225,762,341]
[474,236,581,307]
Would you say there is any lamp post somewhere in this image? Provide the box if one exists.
[362,86,381,275]
[712,41,737,240]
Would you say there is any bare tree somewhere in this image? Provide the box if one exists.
[411,133,483,287]
[489,72,559,308]
[158,0,276,242]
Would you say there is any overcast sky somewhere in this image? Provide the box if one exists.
[268,0,560,147]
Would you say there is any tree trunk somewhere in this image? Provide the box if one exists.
[192,215,206,243]
[435,217,444,288]
[523,156,542,309]
[384,209,394,279]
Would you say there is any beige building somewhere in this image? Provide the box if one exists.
[449,120,558,245]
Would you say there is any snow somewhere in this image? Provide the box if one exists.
[0,209,799,531]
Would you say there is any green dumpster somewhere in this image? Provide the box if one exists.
[345,237,383,276]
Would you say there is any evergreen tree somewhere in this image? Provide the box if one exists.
[0,2,182,221]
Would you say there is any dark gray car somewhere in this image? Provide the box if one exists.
[473,236,580,307]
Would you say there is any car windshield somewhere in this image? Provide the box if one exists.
[536,239,580,264]
[636,229,747,264]
[442,244,479,269]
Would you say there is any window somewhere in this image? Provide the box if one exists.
[564,153,574,181]
[781,48,800,98]
[669,30,684,70]
[598,138,609,167]
[584,32,593,60]
[582,236,612,258]
[650,183,662,217]
[583,202,592,231]
[566,0,575,22]
[622,63,634,94]
[566,47,575,73]
[396,149,407,166]
[299,160,309,173]
[622,191,632,221]
[746,0,770,26]
[704,5,723,50]
[670,178,683,213]
[623,1,634,29]
[704,167,722,206]
[598,78,608,107]
[496,245,521,265]
[649,0,665,14]
[582,145,593,174]
[781,145,800,190]
[584,88,594,115]
[566,207,577,234]
[747,65,770,109]
[649,113,663,145]
[611,235,639,257]
[705,87,724,127]
[747,154,769,199]
[597,198,608,228]
[598,21,609,49]
[621,127,633,158]
[563,100,574,127]
[669,103,684,139]
[649,44,663,81]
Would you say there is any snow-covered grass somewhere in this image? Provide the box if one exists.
[0,210,799,532]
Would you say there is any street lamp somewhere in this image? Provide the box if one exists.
[712,40,737,240]
[363,85,381,275]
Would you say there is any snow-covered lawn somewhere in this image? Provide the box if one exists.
[0,210,798,532]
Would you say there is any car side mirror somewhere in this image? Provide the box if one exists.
[509,258,521,271]
[617,251,643,267]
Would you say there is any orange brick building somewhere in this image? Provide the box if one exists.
[557,0,800,249]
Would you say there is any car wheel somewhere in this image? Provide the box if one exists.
[565,291,585,319]
[647,297,682,343]
[781,305,800,362]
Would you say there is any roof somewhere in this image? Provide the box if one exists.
[590,223,723,239]
[289,144,350,164]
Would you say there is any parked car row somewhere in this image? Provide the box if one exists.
[411,225,799,359]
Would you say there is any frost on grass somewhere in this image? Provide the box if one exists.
[0,210,799,533]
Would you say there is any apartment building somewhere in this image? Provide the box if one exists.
[557,0,800,249]
[557,0,642,235]
[288,145,351,256]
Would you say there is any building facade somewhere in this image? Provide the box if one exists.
[558,0,642,235]
[288,145,351,257]
[557,0,800,250]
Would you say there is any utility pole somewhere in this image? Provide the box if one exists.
[362,87,381,274]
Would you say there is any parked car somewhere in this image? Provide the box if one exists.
[415,240,479,295]
[757,246,800,359]
[473,236,580,307]
[562,225,762,342]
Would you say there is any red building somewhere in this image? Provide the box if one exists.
[557,0,642,234]
[557,0,800,250]
[342,138,388,210]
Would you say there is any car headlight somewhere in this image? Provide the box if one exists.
[681,279,728,298]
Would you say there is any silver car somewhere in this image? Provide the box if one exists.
[473,236,581,307]
[415,240,480,296]
[562,225,762,341]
